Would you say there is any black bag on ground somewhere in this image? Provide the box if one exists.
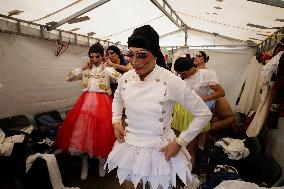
[0,115,30,132]
[34,110,63,140]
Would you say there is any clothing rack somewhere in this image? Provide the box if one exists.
[256,26,284,54]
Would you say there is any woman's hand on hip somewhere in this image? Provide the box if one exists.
[113,123,125,142]
[160,140,182,161]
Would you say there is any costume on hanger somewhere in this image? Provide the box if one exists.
[55,64,121,158]
[246,51,284,137]
[172,69,218,132]
[105,65,212,189]
[237,56,263,115]
[266,52,284,128]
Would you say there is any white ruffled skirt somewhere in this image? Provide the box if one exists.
[105,141,193,189]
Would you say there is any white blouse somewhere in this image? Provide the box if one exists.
[65,64,121,95]
[185,69,219,97]
[112,65,212,147]
[262,51,284,87]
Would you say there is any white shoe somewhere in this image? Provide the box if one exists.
[98,158,106,177]
[80,169,88,180]
[81,155,89,180]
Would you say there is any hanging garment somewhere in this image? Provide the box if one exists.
[266,53,284,128]
[237,56,263,115]
[246,52,284,137]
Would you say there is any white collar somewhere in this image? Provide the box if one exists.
[134,65,159,81]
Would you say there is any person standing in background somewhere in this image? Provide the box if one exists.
[172,57,225,170]
[105,45,132,95]
[54,43,121,180]
[106,45,133,74]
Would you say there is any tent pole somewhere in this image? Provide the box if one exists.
[184,29,188,47]
[150,0,247,44]
[46,0,111,31]
[247,0,284,8]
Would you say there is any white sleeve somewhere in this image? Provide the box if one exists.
[208,69,219,83]
[103,67,122,83]
[65,68,83,81]
[201,69,219,86]
[112,77,124,125]
[168,76,212,146]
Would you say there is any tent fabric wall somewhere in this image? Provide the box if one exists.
[0,32,253,118]
[0,33,88,118]
[172,48,254,110]
[205,48,253,110]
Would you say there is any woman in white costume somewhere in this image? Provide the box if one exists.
[105,25,212,189]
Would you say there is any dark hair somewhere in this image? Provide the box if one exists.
[106,45,125,65]
[185,53,191,60]
[156,50,166,68]
[128,25,166,68]
[88,42,104,57]
[174,57,196,72]
[128,25,160,56]
[199,51,209,63]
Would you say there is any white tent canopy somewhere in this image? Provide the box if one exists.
[1,0,283,47]
[0,0,283,116]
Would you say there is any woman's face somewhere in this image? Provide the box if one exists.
[194,53,205,66]
[128,47,156,78]
[89,53,102,66]
[106,50,119,63]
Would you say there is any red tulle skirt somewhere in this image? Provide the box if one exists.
[54,91,115,158]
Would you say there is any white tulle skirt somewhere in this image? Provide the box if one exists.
[105,141,193,189]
